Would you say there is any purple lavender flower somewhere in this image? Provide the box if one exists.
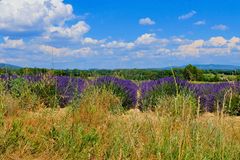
[55,76,86,106]
[187,82,236,112]
[94,76,138,109]
[139,77,188,110]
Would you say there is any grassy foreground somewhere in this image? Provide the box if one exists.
[0,88,240,160]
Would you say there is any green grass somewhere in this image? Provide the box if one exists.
[0,85,240,159]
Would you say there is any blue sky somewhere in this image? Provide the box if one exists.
[0,0,240,69]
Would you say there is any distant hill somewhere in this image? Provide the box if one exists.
[195,64,240,70]
[0,63,21,69]
[162,64,240,71]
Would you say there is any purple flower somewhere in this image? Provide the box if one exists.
[139,77,188,110]
[94,76,138,108]
[55,76,86,106]
[187,82,236,112]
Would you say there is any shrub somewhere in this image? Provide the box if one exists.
[188,82,240,113]
[139,77,188,110]
[55,76,86,107]
[94,76,138,109]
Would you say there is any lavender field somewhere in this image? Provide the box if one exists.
[0,74,240,159]
[1,0,240,159]
[1,74,239,115]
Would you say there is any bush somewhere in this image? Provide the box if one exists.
[140,83,177,110]
[55,76,86,107]
[139,77,188,111]
[94,77,138,109]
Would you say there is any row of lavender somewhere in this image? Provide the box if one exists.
[1,74,240,114]
[140,77,240,113]
[188,82,240,113]
[0,75,138,109]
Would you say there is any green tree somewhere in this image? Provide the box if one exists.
[183,64,203,81]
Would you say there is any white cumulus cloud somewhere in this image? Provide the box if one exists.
[82,37,105,45]
[47,21,90,39]
[0,0,73,32]
[135,33,158,45]
[176,40,204,56]
[173,36,240,57]
[102,41,135,49]
[139,17,155,25]
[208,36,227,46]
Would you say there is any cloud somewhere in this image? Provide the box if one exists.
[211,24,228,31]
[39,45,69,56]
[102,41,135,49]
[82,37,105,45]
[174,36,240,56]
[135,33,158,45]
[178,10,197,20]
[171,37,191,44]
[39,45,94,57]
[229,37,240,47]
[135,33,169,46]
[194,20,206,25]
[175,40,204,56]
[34,34,240,60]
[1,25,240,67]
[228,37,240,50]
[0,0,73,32]
[72,47,94,57]
[156,48,171,55]
[208,36,227,46]
[229,37,240,44]
[0,37,25,49]
[47,21,90,39]
[139,17,155,25]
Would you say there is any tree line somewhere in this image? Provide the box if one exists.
[1,64,240,82]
